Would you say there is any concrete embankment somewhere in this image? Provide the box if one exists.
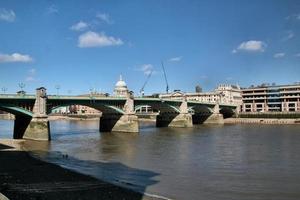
[48,115,100,121]
[0,114,14,120]
[224,118,300,125]
[0,139,162,200]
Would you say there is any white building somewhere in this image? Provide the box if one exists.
[159,84,242,106]
[114,75,129,97]
[215,84,242,105]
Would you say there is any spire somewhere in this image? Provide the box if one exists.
[119,74,123,81]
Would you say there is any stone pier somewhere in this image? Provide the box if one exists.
[23,87,50,141]
[203,103,224,124]
[100,113,138,132]
[99,92,139,133]
[156,97,193,128]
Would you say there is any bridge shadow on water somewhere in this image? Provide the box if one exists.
[0,141,160,200]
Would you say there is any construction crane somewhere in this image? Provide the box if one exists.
[140,70,153,97]
[161,61,169,93]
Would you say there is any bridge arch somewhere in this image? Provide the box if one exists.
[219,107,235,118]
[49,103,125,115]
[188,105,213,114]
[134,104,180,114]
[0,104,33,117]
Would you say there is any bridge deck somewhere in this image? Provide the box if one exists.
[0,94,236,108]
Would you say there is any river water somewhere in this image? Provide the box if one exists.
[1,119,300,200]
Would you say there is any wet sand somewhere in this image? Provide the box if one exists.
[0,140,158,200]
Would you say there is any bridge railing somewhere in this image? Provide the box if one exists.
[0,94,36,99]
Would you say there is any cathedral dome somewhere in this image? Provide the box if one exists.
[115,75,127,88]
[114,75,129,97]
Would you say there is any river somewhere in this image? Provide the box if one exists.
[1,119,300,200]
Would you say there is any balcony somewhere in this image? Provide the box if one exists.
[242,92,267,96]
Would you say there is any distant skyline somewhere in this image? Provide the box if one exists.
[0,0,300,95]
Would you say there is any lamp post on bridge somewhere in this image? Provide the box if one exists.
[55,85,60,96]
[1,87,7,94]
[89,88,96,103]
[18,83,26,96]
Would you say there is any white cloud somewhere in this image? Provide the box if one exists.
[0,8,16,22]
[233,40,266,53]
[169,56,182,62]
[70,21,88,31]
[139,64,154,75]
[96,13,113,24]
[78,31,123,48]
[273,53,285,58]
[295,53,300,57]
[0,53,33,63]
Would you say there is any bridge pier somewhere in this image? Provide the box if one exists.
[156,113,193,127]
[23,87,50,141]
[203,113,224,124]
[99,92,139,133]
[156,97,193,128]
[203,104,224,124]
[23,116,50,141]
[100,113,139,133]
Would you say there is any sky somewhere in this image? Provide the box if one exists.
[0,0,300,95]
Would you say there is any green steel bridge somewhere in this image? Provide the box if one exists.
[0,88,237,141]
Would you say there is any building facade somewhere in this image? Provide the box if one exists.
[215,84,242,105]
[159,84,242,106]
[241,83,300,112]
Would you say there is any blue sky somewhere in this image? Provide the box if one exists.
[0,0,299,95]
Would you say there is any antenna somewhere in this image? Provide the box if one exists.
[140,70,153,97]
[161,61,169,93]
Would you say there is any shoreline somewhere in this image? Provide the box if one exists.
[224,117,300,125]
[0,139,163,200]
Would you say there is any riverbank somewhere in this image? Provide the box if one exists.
[224,117,300,124]
[0,114,14,120]
[0,140,160,200]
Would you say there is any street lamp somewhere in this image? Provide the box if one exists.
[55,85,60,96]
[1,87,7,94]
[18,83,25,91]
[18,83,26,96]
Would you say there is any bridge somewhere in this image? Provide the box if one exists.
[0,87,237,141]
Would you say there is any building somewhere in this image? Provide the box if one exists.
[68,92,107,114]
[241,83,300,112]
[69,105,100,114]
[114,75,129,97]
[215,84,242,105]
[159,84,242,106]
[53,76,131,114]
[52,92,106,115]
